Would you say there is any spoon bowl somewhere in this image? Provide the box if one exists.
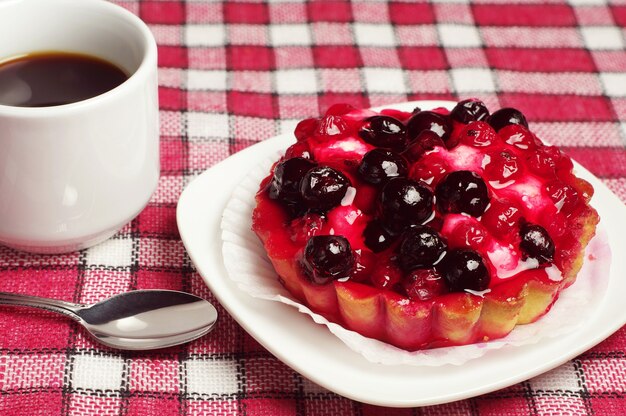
[0,290,218,350]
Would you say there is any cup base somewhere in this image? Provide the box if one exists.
[1,228,122,254]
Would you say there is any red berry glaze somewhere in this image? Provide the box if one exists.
[457,121,498,148]
[403,130,446,163]
[402,269,447,301]
[294,118,319,142]
[483,150,523,187]
[499,124,539,151]
[252,100,599,351]
[370,258,403,289]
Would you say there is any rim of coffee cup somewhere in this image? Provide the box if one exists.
[0,0,157,117]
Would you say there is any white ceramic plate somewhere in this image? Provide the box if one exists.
[177,101,626,407]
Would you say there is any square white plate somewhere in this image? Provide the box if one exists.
[177,101,626,407]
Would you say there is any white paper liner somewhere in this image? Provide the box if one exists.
[221,154,612,366]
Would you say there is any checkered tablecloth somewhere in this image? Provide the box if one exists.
[1,0,625,415]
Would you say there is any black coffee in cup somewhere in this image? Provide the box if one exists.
[0,52,128,107]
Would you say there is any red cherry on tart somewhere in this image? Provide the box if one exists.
[252,100,599,351]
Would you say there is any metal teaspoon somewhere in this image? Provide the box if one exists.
[0,290,218,350]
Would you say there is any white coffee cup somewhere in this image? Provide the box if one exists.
[0,0,159,253]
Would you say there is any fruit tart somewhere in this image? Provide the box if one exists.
[251,100,599,351]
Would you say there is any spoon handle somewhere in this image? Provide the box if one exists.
[0,292,81,320]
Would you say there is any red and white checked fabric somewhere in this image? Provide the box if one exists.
[1,1,625,415]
